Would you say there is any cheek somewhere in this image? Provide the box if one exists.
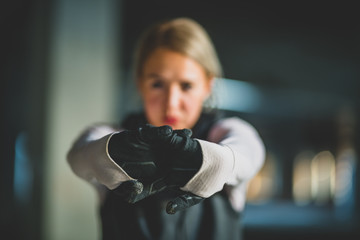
[184,95,203,111]
[182,92,205,124]
[187,85,209,109]
[142,93,165,125]
[144,94,163,111]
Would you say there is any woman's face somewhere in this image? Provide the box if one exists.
[138,48,213,130]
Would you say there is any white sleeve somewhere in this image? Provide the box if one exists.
[181,117,265,200]
[67,124,134,190]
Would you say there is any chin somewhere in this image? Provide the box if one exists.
[174,124,193,130]
[162,123,179,129]
[165,123,178,129]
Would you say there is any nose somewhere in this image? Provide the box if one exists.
[165,85,181,112]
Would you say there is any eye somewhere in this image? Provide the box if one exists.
[151,80,164,89]
[181,82,192,91]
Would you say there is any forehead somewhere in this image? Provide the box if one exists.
[142,48,207,81]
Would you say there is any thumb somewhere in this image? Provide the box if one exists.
[166,193,205,214]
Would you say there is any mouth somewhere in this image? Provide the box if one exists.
[164,116,178,125]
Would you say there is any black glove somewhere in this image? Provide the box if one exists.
[157,128,205,214]
[115,127,206,214]
[157,128,203,187]
[165,192,205,214]
[108,124,172,202]
[108,124,172,179]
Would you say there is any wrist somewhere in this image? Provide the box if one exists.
[180,140,234,198]
[93,133,134,189]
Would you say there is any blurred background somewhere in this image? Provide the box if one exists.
[1,0,359,239]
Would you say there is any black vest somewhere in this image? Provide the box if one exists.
[100,112,242,240]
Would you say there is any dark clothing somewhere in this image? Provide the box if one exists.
[100,112,242,240]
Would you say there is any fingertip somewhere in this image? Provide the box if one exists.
[166,201,177,214]
[112,180,144,203]
[174,128,192,138]
[159,125,173,135]
[125,181,144,204]
[132,180,144,194]
[141,124,172,135]
[182,128,192,137]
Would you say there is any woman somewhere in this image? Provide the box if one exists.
[67,17,265,240]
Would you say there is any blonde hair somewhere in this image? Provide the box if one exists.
[133,17,223,82]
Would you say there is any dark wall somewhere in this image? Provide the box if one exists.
[1,1,52,239]
[122,1,359,96]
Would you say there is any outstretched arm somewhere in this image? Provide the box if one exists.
[67,124,174,191]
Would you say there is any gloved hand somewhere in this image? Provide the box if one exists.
[158,128,202,186]
[108,124,173,202]
[114,126,206,214]
[158,128,205,214]
[108,124,172,179]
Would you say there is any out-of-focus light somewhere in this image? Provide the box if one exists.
[293,151,314,205]
[334,148,356,219]
[215,78,261,113]
[311,151,336,205]
[14,132,33,204]
[293,150,337,206]
[246,152,277,204]
[335,149,356,205]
